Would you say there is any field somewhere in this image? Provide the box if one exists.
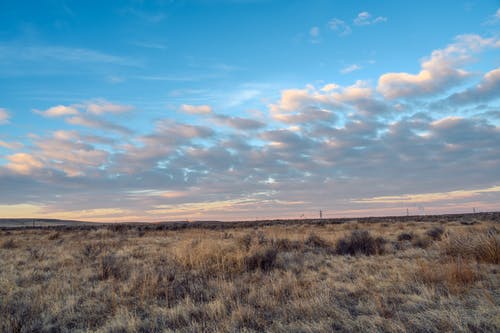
[1,213,499,332]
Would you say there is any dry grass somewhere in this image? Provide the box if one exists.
[443,227,499,264]
[0,218,499,332]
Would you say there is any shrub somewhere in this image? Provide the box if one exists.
[397,232,413,241]
[304,233,333,253]
[412,234,432,249]
[28,247,45,260]
[82,242,105,260]
[48,232,60,240]
[335,230,386,256]
[271,238,302,251]
[426,226,445,241]
[460,220,476,226]
[1,238,16,249]
[256,231,267,245]
[244,247,278,272]
[238,234,253,251]
[99,254,129,280]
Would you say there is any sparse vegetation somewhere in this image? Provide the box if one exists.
[0,216,499,332]
[426,226,445,240]
[335,230,386,255]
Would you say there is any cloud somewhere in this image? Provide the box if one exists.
[6,153,43,175]
[309,26,320,38]
[328,12,386,37]
[268,81,388,123]
[309,26,320,43]
[328,18,352,36]
[2,108,499,219]
[2,32,500,220]
[0,44,136,66]
[180,104,213,115]
[321,83,340,92]
[4,131,114,178]
[111,120,215,174]
[35,105,79,117]
[353,185,500,204]
[444,67,500,105]
[212,114,265,130]
[331,80,373,102]
[66,115,133,135]
[154,120,215,140]
[269,87,340,124]
[340,64,362,74]
[353,12,387,26]
[86,101,133,115]
[0,108,10,124]
[377,34,499,99]
[484,8,500,25]
[35,100,133,117]
[0,140,23,150]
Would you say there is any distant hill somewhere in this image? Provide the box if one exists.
[0,218,97,228]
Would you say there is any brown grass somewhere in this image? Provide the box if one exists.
[0,218,499,332]
[416,257,479,294]
[443,228,499,264]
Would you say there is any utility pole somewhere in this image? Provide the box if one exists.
[473,207,476,214]
[319,210,323,219]
[406,208,409,216]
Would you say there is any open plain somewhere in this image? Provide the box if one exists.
[1,213,499,332]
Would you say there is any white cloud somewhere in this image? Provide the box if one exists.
[86,100,133,115]
[309,26,321,43]
[35,101,133,118]
[321,83,340,92]
[377,34,499,99]
[0,108,10,124]
[180,104,213,115]
[309,26,320,38]
[328,12,386,37]
[354,12,387,26]
[35,105,79,117]
[353,185,500,204]
[340,64,362,74]
[484,8,500,25]
[328,18,352,36]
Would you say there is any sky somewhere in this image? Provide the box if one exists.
[0,0,499,222]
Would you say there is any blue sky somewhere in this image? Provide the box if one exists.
[0,0,499,221]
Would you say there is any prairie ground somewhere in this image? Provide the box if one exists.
[0,215,499,332]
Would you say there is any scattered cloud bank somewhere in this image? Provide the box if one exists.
[1,31,500,221]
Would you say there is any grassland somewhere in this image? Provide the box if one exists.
[0,214,499,332]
